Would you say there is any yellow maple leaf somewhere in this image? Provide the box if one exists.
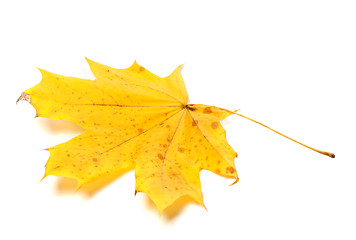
[18,58,334,213]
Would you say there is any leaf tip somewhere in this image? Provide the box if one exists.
[174,64,185,74]
[35,66,45,73]
[178,64,184,70]
[201,202,208,212]
[84,56,93,63]
[229,176,239,186]
[129,60,141,70]
[16,92,30,104]
[39,173,48,182]
[84,57,98,69]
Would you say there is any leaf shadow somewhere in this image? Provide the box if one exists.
[143,194,203,221]
[36,118,84,134]
[55,167,134,198]
[164,196,202,220]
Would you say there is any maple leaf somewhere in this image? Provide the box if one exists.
[19,58,334,213]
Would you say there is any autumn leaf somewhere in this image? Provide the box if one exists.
[19,58,334,213]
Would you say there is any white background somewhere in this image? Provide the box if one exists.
[1,0,355,239]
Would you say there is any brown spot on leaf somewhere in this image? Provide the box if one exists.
[138,128,144,133]
[158,154,164,160]
[203,107,212,114]
[192,120,198,126]
[211,121,219,129]
[92,158,98,162]
[226,167,235,174]
[139,66,145,72]
[216,169,221,174]
[178,147,185,153]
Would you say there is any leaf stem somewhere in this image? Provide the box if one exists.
[226,109,335,158]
